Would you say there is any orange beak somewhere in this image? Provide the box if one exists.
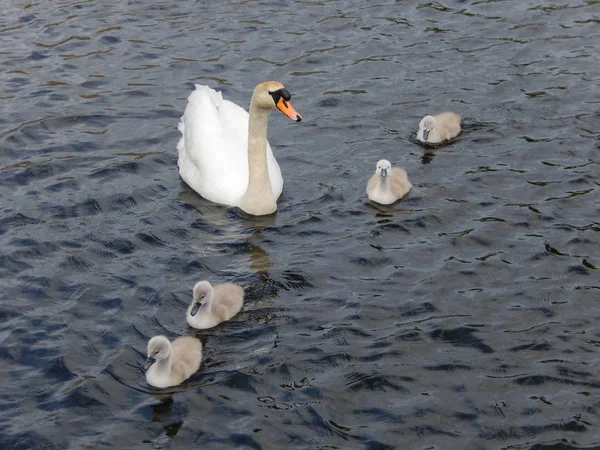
[276,97,302,122]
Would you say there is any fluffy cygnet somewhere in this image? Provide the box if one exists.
[417,112,461,143]
[186,280,244,329]
[366,159,412,205]
[144,335,203,388]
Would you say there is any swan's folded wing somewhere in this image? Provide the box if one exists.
[390,167,412,197]
[172,337,202,382]
[436,112,461,140]
[366,173,379,195]
[177,86,250,205]
[213,283,244,320]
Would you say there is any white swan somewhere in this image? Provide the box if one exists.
[143,335,202,388]
[177,81,302,216]
[417,112,461,143]
[186,280,244,330]
[366,159,412,205]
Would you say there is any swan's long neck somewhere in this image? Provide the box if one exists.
[156,355,171,377]
[205,296,214,317]
[239,99,276,215]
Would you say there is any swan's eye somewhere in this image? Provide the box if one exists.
[269,88,292,105]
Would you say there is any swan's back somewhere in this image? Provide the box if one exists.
[177,85,283,206]
[170,336,203,384]
[212,283,244,322]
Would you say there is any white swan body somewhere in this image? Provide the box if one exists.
[186,280,244,330]
[144,335,202,388]
[366,159,412,205]
[177,82,301,215]
[417,112,461,143]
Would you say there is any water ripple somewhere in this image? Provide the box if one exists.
[1,0,600,448]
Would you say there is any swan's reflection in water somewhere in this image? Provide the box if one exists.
[177,183,282,310]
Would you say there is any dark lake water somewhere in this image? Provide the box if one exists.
[1,0,599,449]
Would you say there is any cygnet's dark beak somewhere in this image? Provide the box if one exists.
[190,301,202,317]
[380,168,388,178]
[423,129,430,141]
[143,357,156,372]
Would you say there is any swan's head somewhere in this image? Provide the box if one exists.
[419,115,435,141]
[376,159,392,178]
[144,335,171,371]
[190,280,213,316]
[254,81,302,122]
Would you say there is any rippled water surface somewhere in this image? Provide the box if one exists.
[1,0,600,448]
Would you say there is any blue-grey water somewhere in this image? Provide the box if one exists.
[1,1,599,449]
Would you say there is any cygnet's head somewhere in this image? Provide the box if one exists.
[376,159,392,178]
[419,115,435,141]
[144,335,171,372]
[253,81,302,122]
[190,280,213,317]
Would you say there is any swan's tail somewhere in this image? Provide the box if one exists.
[177,85,224,168]
[176,121,185,165]
[192,84,223,108]
[178,84,224,137]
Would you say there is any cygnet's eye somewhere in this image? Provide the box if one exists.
[154,350,159,355]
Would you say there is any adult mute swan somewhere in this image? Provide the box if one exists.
[177,81,302,216]
[366,159,412,205]
[186,280,244,330]
[417,112,461,143]
[143,335,203,388]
